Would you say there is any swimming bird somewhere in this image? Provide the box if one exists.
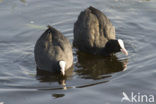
[73,6,128,56]
[34,26,73,76]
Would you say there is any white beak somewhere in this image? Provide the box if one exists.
[59,61,66,76]
[121,48,128,56]
[61,69,65,76]
[118,39,128,56]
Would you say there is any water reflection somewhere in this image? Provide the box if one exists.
[52,93,65,99]
[36,67,73,88]
[75,51,128,80]
[36,51,128,88]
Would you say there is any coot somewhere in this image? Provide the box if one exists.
[34,26,73,76]
[74,6,128,56]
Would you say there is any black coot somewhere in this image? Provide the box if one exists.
[34,26,73,76]
[74,6,128,56]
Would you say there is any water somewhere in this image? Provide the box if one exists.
[0,0,156,104]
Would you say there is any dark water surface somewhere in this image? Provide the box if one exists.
[0,0,156,104]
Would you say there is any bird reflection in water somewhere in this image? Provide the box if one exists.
[36,67,73,90]
[36,51,128,88]
[75,51,128,80]
[52,93,65,98]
